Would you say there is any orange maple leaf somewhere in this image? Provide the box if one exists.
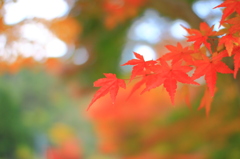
[218,33,239,56]
[225,16,240,32]
[198,88,216,117]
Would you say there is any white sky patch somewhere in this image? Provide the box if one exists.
[17,41,45,58]
[133,21,161,43]
[192,0,223,31]
[170,19,190,39]
[133,44,156,61]
[2,0,69,59]
[128,9,162,44]
[192,0,222,19]
[19,23,67,58]
[4,0,68,25]
[0,34,7,49]
[21,23,52,45]
[213,21,225,32]
[45,39,67,58]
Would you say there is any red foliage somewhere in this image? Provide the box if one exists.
[161,42,194,64]
[214,0,240,25]
[159,58,199,103]
[90,0,240,115]
[183,22,216,53]
[191,51,233,96]
[88,73,126,110]
[122,52,157,81]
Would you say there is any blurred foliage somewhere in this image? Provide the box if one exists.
[0,69,97,158]
[0,86,31,158]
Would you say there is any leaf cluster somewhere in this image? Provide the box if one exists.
[89,0,240,115]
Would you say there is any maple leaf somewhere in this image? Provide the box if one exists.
[157,59,199,104]
[216,20,240,56]
[218,33,239,56]
[183,22,216,53]
[214,0,240,26]
[88,73,126,110]
[126,64,164,98]
[126,78,146,100]
[198,88,216,117]
[140,72,165,94]
[161,42,194,64]
[192,52,233,96]
[225,16,240,32]
[122,52,157,81]
[126,58,199,104]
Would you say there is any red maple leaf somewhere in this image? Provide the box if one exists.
[158,59,199,104]
[183,22,216,53]
[161,42,194,64]
[126,64,164,99]
[192,52,233,96]
[122,52,157,81]
[214,0,240,25]
[88,73,126,110]
[141,73,165,94]
[126,58,199,104]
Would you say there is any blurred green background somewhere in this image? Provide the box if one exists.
[0,0,240,158]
